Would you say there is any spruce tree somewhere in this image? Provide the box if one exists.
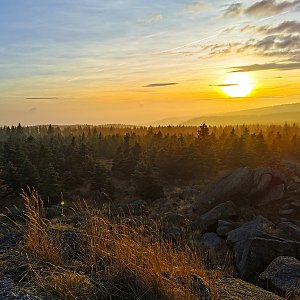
[132,158,164,201]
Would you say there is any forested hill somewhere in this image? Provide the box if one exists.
[147,102,300,126]
[182,112,300,126]
[1,123,300,202]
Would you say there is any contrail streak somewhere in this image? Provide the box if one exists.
[158,34,219,54]
[157,9,292,54]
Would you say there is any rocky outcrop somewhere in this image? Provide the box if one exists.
[193,164,300,225]
[226,216,300,280]
[194,167,289,217]
[216,277,283,300]
[194,167,253,211]
[236,237,300,280]
[250,167,287,197]
[194,167,288,211]
[258,256,300,299]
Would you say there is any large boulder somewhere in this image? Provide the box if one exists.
[250,170,272,195]
[198,201,238,232]
[227,216,300,280]
[194,167,253,211]
[227,216,274,245]
[258,256,300,298]
[194,167,287,212]
[216,277,283,300]
[237,237,300,280]
[250,167,287,197]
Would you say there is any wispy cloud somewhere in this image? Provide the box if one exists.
[202,33,300,61]
[143,14,163,23]
[209,83,239,87]
[223,3,243,18]
[245,0,300,17]
[242,21,300,34]
[229,62,300,72]
[223,0,300,18]
[26,97,59,100]
[143,83,178,87]
[184,1,207,13]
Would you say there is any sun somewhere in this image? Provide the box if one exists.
[221,73,254,98]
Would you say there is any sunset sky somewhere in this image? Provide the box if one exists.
[1,0,300,125]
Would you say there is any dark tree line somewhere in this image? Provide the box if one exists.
[0,123,300,202]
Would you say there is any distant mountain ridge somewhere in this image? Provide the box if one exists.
[147,102,300,126]
[218,102,300,116]
[182,111,300,126]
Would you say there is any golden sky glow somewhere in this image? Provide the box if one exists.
[1,1,300,125]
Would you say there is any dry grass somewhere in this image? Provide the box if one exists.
[85,209,218,299]
[22,189,62,265]
[39,270,97,300]
[20,191,219,299]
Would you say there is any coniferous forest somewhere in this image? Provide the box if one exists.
[1,123,300,299]
[1,123,300,202]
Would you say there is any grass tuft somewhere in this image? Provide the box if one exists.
[20,190,219,299]
[22,189,62,264]
[40,270,97,300]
